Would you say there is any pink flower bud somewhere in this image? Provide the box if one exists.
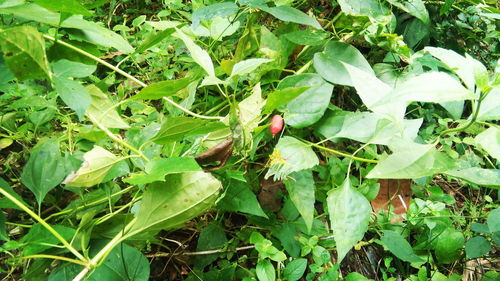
[270,115,284,136]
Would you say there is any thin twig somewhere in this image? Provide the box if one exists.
[146,245,255,258]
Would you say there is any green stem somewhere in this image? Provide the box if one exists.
[301,139,379,164]
[0,187,87,263]
[15,254,88,266]
[439,93,484,137]
[43,35,223,121]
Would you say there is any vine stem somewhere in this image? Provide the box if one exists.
[15,254,88,266]
[300,139,379,164]
[43,35,223,121]
[0,187,87,263]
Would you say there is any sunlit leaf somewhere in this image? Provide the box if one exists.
[85,85,130,129]
[475,127,500,161]
[124,157,202,185]
[284,170,315,232]
[63,146,119,187]
[444,168,500,188]
[261,5,321,29]
[327,178,371,263]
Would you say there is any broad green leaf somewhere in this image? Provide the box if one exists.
[487,208,500,233]
[425,47,475,89]
[435,228,465,264]
[465,236,491,259]
[381,230,424,263]
[48,241,149,281]
[191,2,239,29]
[337,0,390,18]
[263,86,309,114]
[217,178,268,218]
[475,127,500,161]
[444,168,500,188]
[345,272,370,281]
[53,76,91,120]
[230,58,273,77]
[250,232,287,262]
[152,116,227,144]
[277,74,333,128]
[314,41,374,86]
[265,136,319,181]
[476,87,500,121]
[174,28,220,83]
[367,141,456,179]
[284,170,315,232]
[0,25,50,80]
[33,0,91,16]
[20,223,75,256]
[131,77,193,100]
[127,172,221,236]
[62,146,119,187]
[315,110,422,145]
[195,224,228,269]
[283,258,307,281]
[0,211,7,241]
[52,59,96,78]
[261,6,321,29]
[0,138,13,150]
[85,85,129,129]
[207,16,241,41]
[386,0,429,24]
[124,157,202,185]
[256,259,275,281]
[0,4,134,53]
[135,28,175,54]
[327,178,371,263]
[283,29,328,46]
[21,139,67,205]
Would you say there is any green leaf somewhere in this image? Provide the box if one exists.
[381,230,424,263]
[261,6,321,29]
[424,47,475,90]
[230,58,273,77]
[33,0,91,16]
[51,59,96,78]
[48,241,149,281]
[345,272,370,281]
[256,259,275,281]
[386,0,429,24]
[327,178,371,263]
[53,76,91,120]
[192,2,239,29]
[0,25,50,80]
[476,87,500,121]
[367,140,456,179]
[0,177,28,210]
[283,29,328,46]
[127,172,221,236]
[131,77,193,100]
[250,232,287,262]
[21,139,67,205]
[314,41,374,86]
[277,74,333,128]
[265,136,319,181]
[284,170,315,232]
[152,116,227,144]
[85,85,130,129]
[174,28,220,83]
[195,224,228,269]
[135,28,175,54]
[263,86,309,114]
[435,228,465,264]
[487,208,500,233]
[20,223,75,256]
[0,4,134,53]
[465,236,491,259]
[475,127,500,161]
[315,110,422,145]
[337,0,390,18]
[217,177,268,218]
[0,211,7,241]
[444,168,500,188]
[62,146,119,188]
[283,258,307,281]
[124,157,202,185]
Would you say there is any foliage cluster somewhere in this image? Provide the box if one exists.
[0,0,499,280]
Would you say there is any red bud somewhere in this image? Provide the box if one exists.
[270,115,284,136]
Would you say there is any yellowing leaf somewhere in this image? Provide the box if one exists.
[85,85,130,129]
[63,146,119,187]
